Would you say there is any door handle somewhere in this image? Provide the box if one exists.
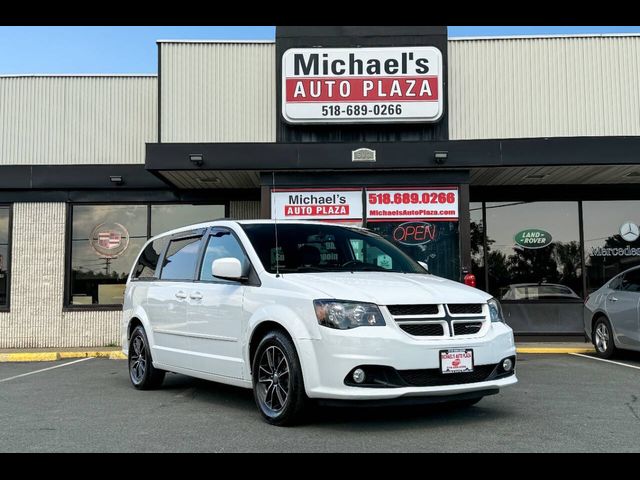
[189,292,203,301]
[175,291,187,300]
[609,296,619,302]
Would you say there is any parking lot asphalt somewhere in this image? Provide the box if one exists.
[1,353,640,452]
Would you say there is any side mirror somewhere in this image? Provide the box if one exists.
[418,261,429,273]
[212,257,245,282]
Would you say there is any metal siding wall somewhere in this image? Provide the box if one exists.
[0,76,157,165]
[161,42,276,142]
[0,203,120,348]
[449,36,640,139]
[229,201,261,219]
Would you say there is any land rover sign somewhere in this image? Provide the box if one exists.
[514,229,553,249]
[282,46,443,124]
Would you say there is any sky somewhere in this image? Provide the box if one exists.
[1,26,640,74]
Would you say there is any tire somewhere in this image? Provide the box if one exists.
[128,325,165,390]
[593,317,618,359]
[252,330,308,426]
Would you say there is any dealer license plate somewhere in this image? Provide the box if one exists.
[440,349,474,374]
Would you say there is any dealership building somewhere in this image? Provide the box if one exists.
[2,26,640,348]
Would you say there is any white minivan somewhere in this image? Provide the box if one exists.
[122,220,517,425]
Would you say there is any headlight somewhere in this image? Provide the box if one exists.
[313,300,386,330]
[487,297,505,323]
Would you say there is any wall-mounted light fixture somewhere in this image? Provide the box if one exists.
[189,153,204,166]
[433,151,448,165]
[109,175,124,185]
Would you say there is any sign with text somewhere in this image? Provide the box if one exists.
[271,189,364,221]
[366,188,458,222]
[282,46,443,124]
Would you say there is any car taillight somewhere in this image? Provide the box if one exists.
[464,273,477,288]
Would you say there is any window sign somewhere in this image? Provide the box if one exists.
[366,187,458,222]
[271,189,363,222]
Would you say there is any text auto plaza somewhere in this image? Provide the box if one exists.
[2,26,640,348]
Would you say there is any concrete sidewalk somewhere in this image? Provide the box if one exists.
[0,343,594,362]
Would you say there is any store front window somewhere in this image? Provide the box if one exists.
[68,203,224,306]
[484,202,582,302]
[0,206,10,308]
[470,202,486,291]
[583,200,640,294]
[367,221,460,281]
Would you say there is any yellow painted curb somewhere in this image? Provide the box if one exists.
[517,347,594,354]
[0,352,59,362]
[0,351,126,362]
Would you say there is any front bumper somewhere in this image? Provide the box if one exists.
[297,322,517,400]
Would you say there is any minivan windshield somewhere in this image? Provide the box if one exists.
[241,223,426,274]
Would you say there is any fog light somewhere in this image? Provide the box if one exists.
[502,358,513,372]
[352,368,366,384]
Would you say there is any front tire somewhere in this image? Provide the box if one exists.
[593,317,617,359]
[128,325,165,390]
[252,330,308,426]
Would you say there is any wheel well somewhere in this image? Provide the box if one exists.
[128,318,143,341]
[249,321,293,367]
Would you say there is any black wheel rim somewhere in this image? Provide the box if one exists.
[130,334,147,384]
[256,346,290,414]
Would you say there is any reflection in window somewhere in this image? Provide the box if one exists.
[0,207,10,307]
[69,203,225,306]
[485,202,582,301]
[583,201,640,294]
[469,202,486,291]
[70,205,148,305]
[151,205,225,237]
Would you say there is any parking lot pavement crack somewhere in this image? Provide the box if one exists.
[625,395,640,423]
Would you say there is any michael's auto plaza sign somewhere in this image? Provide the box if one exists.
[282,46,443,124]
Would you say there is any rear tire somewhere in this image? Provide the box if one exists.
[128,325,165,390]
[252,330,308,426]
[593,317,617,359]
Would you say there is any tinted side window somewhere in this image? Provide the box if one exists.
[133,237,168,280]
[200,230,248,282]
[609,275,623,290]
[621,269,640,292]
[160,236,202,281]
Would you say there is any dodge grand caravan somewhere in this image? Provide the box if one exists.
[122,220,517,425]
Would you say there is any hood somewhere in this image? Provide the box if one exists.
[280,272,491,306]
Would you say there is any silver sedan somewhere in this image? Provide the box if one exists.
[584,266,640,358]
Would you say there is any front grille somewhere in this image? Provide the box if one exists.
[388,304,438,316]
[453,322,483,335]
[399,323,444,336]
[399,364,499,387]
[447,304,483,314]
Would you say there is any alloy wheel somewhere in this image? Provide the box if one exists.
[595,323,610,353]
[130,334,147,384]
[257,346,290,413]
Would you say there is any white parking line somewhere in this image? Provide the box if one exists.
[0,357,93,383]
[570,352,640,371]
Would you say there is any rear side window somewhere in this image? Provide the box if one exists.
[160,236,202,281]
[132,237,168,280]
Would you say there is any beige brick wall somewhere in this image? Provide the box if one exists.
[0,203,121,348]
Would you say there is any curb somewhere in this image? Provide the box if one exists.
[0,347,593,362]
[0,351,126,362]
[516,347,594,354]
